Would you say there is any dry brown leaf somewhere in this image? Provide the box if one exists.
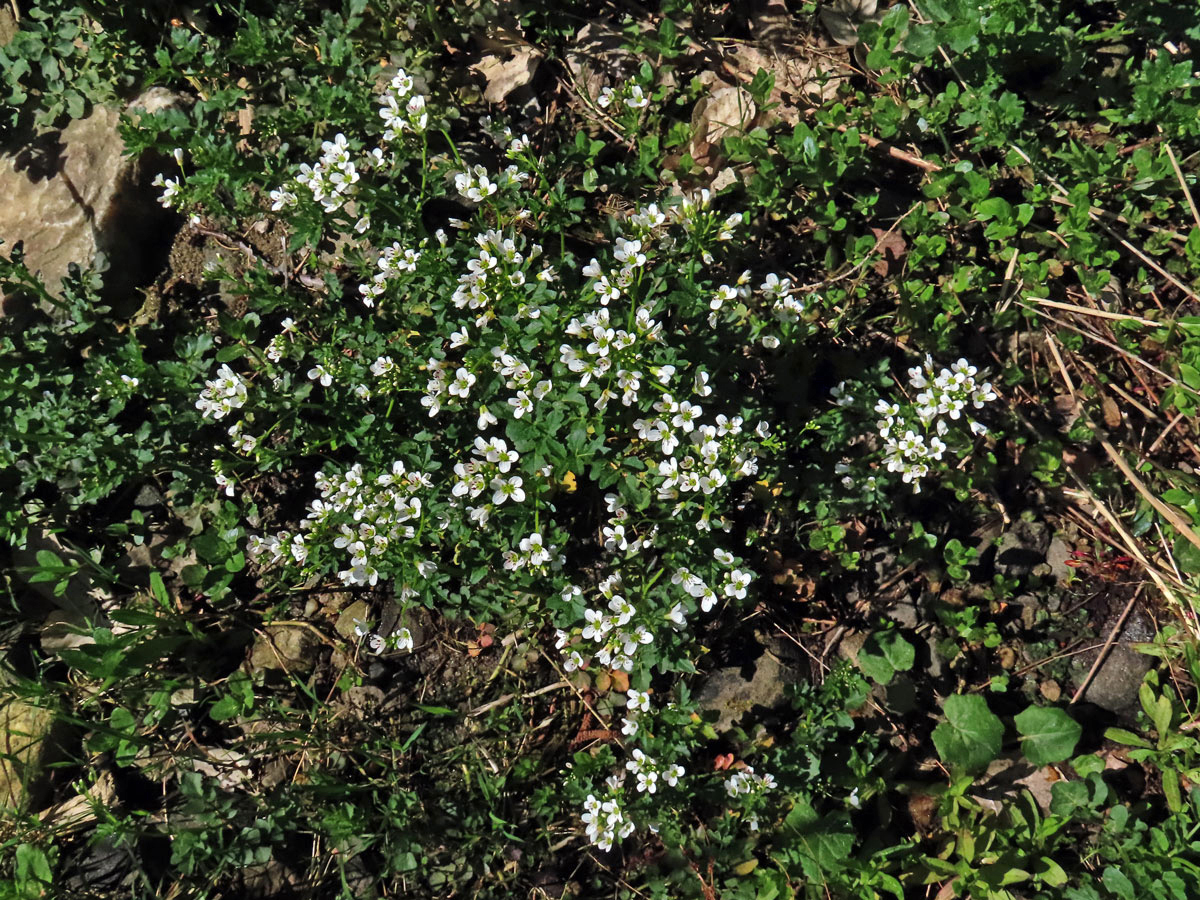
[1101,394,1122,429]
[473,48,541,104]
[692,85,757,148]
[869,226,908,275]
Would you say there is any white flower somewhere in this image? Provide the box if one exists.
[625,85,650,109]
[626,689,650,713]
[724,569,752,600]
[392,627,414,652]
[508,390,534,419]
[152,173,182,208]
[491,475,525,504]
[308,364,334,387]
[448,367,476,398]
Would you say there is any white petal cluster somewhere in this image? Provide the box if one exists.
[558,574,655,673]
[359,241,423,306]
[625,749,684,794]
[248,460,430,588]
[453,164,527,203]
[152,173,182,209]
[759,272,805,325]
[292,133,361,214]
[503,531,562,572]
[724,765,777,798]
[353,618,415,654]
[875,356,997,491]
[581,777,636,851]
[379,68,428,139]
[196,364,249,420]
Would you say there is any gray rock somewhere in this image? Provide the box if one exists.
[1046,536,1073,583]
[886,601,919,630]
[696,639,801,733]
[0,697,68,811]
[1079,644,1153,716]
[0,88,183,310]
[249,625,320,673]
[995,520,1051,578]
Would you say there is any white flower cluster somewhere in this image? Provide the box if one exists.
[672,552,753,614]
[556,575,655,673]
[502,531,562,572]
[450,230,550,326]
[581,777,636,851]
[759,272,805,325]
[359,241,423,307]
[480,115,531,157]
[624,748,684,794]
[877,356,996,491]
[196,363,249,420]
[453,164,528,203]
[249,460,432,588]
[227,418,257,455]
[724,765,777,798]
[446,435,528,527]
[647,402,762,511]
[352,618,415,654]
[152,173,182,209]
[379,68,428,139]
[596,84,650,110]
[724,765,777,831]
[559,306,663,410]
[265,318,298,363]
[294,133,360,214]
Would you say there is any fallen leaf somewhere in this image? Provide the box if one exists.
[474,48,541,104]
[870,226,908,275]
[1101,395,1122,429]
[691,85,757,146]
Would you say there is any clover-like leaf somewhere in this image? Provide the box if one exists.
[857,630,915,684]
[1015,706,1081,767]
[932,693,1003,772]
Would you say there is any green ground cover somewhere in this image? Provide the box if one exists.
[3,1,1200,897]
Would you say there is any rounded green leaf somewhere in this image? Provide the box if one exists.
[1015,706,1082,767]
[932,693,1004,772]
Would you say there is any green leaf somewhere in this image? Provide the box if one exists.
[1162,766,1182,812]
[149,571,170,607]
[1014,706,1082,766]
[903,23,937,58]
[857,630,915,684]
[210,694,241,721]
[1104,726,1152,749]
[1102,866,1135,900]
[1181,363,1200,392]
[15,843,53,885]
[932,693,1003,772]
[415,704,457,717]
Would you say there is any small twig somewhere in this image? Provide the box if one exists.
[1070,585,1144,705]
[1097,437,1200,557]
[1028,296,1160,328]
[1164,140,1200,230]
[1043,329,1076,399]
[1147,411,1187,455]
[1022,303,1200,400]
[1012,640,1106,677]
[1156,522,1187,587]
